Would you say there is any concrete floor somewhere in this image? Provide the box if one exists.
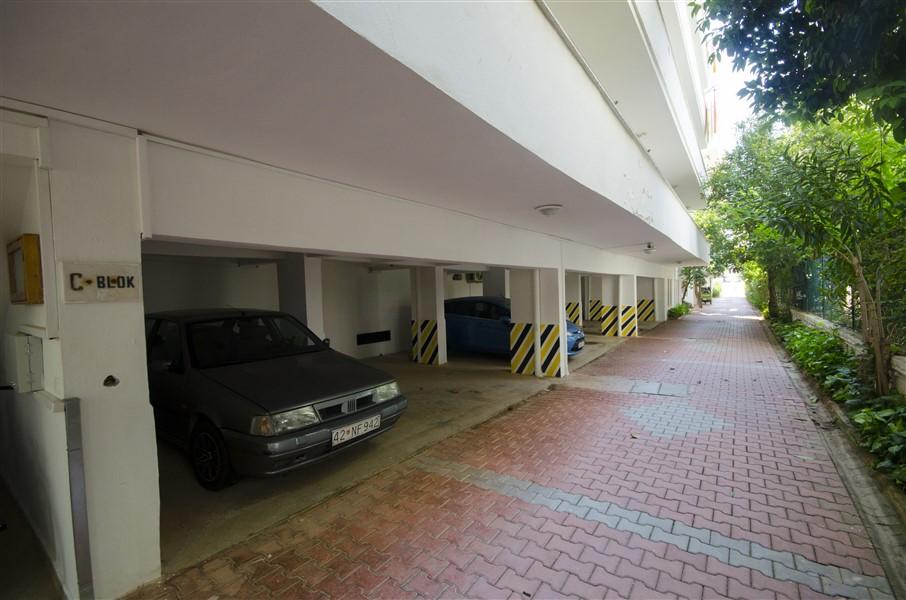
[158,333,625,574]
[0,479,62,600]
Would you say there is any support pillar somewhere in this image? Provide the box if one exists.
[483,267,509,298]
[508,268,566,378]
[636,277,656,324]
[410,267,446,365]
[565,271,581,326]
[277,254,325,338]
[618,274,638,336]
[655,278,668,322]
[588,274,619,336]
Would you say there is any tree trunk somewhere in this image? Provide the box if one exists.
[852,259,891,395]
[767,269,779,320]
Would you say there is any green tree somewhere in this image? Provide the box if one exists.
[692,0,906,140]
[776,108,906,394]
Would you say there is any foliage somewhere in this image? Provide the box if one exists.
[851,400,906,488]
[680,266,711,306]
[691,0,906,141]
[711,281,722,298]
[668,303,691,320]
[741,261,769,314]
[772,322,866,404]
[773,321,905,488]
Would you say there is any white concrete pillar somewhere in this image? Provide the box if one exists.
[50,121,160,598]
[303,256,324,339]
[655,278,668,322]
[618,274,638,336]
[565,271,582,326]
[410,267,446,365]
[483,267,509,298]
[508,269,535,375]
[588,274,619,336]
[636,277,656,324]
[536,267,567,378]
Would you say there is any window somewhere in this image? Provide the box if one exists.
[187,315,323,368]
[149,321,181,365]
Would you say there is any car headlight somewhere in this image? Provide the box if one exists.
[250,406,319,436]
[373,381,401,403]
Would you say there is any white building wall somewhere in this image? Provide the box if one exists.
[321,261,411,359]
[444,274,483,299]
[142,260,279,313]
[316,1,706,261]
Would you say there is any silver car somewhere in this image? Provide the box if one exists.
[145,309,407,489]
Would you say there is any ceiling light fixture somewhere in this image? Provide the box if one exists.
[535,204,563,216]
[643,242,656,254]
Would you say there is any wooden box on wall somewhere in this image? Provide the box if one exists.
[7,233,43,304]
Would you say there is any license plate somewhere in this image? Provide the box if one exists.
[331,415,381,446]
[577,340,585,349]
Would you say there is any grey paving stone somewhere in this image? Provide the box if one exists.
[586,508,620,529]
[657,383,689,397]
[842,571,893,593]
[794,555,843,583]
[532,495,562,511]
[869,589,896,600]
[559,501,590,519]
[821,576,873,600]
[606,504,642,523]
[578,496,611,513]
[729,548,772,577]
[688,538,729,563]
[551,490,582,505]
[710,532,750,555]
[773,563,822,590]
[529,483,554,498]
[750,543,795,569]
[673,521,710,544]
[631,381,661,394]
[650,527,690,551]
[616,518,653,539]
[637,513,674,532]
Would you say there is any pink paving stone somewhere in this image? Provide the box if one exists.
[124,297,894,600]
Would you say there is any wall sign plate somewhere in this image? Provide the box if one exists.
[61,262,141,303]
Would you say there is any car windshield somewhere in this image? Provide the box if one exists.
[188,315,324,368]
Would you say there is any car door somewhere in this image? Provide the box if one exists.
[470,301,510,354]
[147,319,192,440]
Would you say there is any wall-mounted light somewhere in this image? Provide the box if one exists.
[535,204,563,216]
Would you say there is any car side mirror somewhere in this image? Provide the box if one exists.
[323,338,331,347]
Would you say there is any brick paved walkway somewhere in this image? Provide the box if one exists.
[131,296,893,600]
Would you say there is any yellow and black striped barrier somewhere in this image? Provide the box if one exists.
[539,323,561,378]
[418,319,439,364]
[565,302,581,323]
[510,323,535,375]
[638,298,656,322]
[588,299,604,321]
[600,305,618,336]
[620,304,638,337]
[410,320,419,362]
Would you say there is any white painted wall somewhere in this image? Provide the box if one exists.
[637,277,655,300]
[321,260,411,359]
[142,259,279,313]
[0,154,78,598]
[316,1,707,259]
[444,274,482,299]
[49,120,160,599]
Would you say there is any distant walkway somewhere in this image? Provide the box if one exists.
[131,296,893,600]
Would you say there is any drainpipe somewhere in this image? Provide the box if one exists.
[64,397,94,599]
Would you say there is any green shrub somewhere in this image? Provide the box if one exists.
[711,281,722,298]
[772,320,905,489]
[851,400,906,488]
[667,303,690,319]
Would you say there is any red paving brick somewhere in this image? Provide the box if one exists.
[127,296,894,600]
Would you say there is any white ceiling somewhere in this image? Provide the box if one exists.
[1,1,699,263]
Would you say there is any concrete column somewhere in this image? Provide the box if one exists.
[535,267,567,378]
[410,266,446,365]
[483,267,509,298]
[588,274,619,336]
[654,278,668,321]
[303,256,324,338]
[277,253,309,323]
[618,274,638,336]
[636,277,656,324]
[565,271,582,326]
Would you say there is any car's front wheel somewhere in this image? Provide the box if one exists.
[190,420,235,490]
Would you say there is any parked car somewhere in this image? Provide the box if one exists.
[445,296,585,356]
[144,309,407,490]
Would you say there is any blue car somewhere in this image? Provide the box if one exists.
[445,296,585,357]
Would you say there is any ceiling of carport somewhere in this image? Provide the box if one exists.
[1,1,697,263]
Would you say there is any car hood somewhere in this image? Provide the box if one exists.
[566,320,582,335]
[199,350,394,413]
